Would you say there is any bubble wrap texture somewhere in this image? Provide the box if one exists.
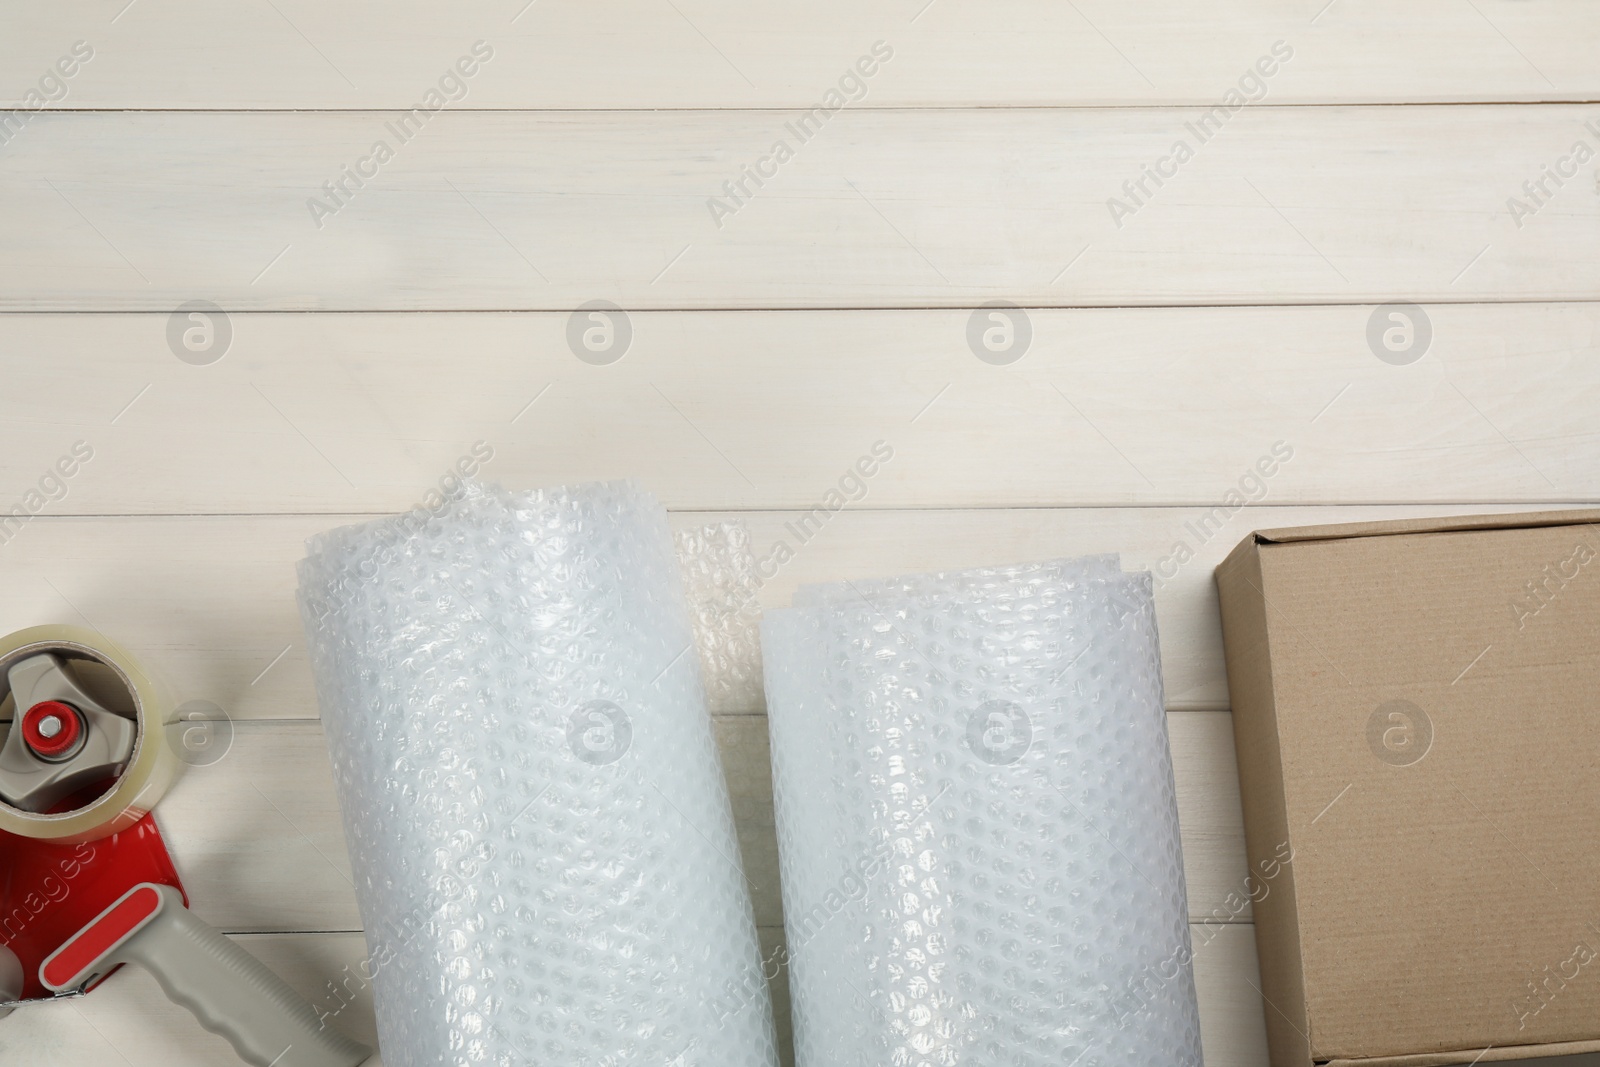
[792,554,1123,607]
[675,521,765,714]
[763,560,1201,1067]
[297,482,778,1067]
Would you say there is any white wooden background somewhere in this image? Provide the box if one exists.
[2,2,1597,1065]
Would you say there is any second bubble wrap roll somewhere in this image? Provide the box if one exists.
[298,482,777,1067]
[763,558,1202,1067]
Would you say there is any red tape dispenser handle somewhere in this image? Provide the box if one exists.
[41,883,370,1067]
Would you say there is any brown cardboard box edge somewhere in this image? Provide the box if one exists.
[1253,507,1600,546]
[1216,528,1314,1066]
[1214,507,1600,1067]
[1325,1037,1600,1067]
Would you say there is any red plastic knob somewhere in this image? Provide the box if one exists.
[22,700,84,759]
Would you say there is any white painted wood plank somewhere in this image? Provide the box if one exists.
[0,507,1585,721]
[155,721,359,935]
[147,711,1247,936]
[0,925,1286,1067]
[4,108,1596,309]
[1,307,1594,514]
[5,1,1596,109]
[1193,922,1272,1067]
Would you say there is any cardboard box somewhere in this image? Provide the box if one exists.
[1215,510,1600,1067]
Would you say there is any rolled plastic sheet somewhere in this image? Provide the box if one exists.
[763,557,1202,1067]
[675,521,765,714]
[298,482,778,1067]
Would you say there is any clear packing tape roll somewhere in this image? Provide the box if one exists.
[298,482,778,1067]
[763,557,1202,1067]
[0,625,178,843]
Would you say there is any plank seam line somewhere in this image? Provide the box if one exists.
[7,299,1600,314]
[17,101,1600,114]
[23,502,1600,520]
[227,929,365,937]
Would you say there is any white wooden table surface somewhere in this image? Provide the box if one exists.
[1,3,1597,1065]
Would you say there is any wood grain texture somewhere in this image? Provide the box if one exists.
[143,711,1247,937]
[0,507,1583,720]
[4,108,1597,310]
[0,925,1280,1067]
[5,1,1596,109]
[0,308,1594,514]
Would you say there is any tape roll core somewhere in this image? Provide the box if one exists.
[0,626,179,843]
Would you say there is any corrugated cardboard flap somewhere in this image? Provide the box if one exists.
[1255,508,1600,546]
[1214,536,1315,1066]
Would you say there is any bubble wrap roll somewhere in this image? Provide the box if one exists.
[676,521,765,714]
[763,560,1201,1067]
[298,482,778,1067]
[791,554,1123,607]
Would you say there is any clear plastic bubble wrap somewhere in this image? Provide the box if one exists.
[763,557,1201,1067]
[297,481,778,1067]
[675,521,764,714]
